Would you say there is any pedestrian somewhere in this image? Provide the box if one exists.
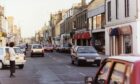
[9,42,16,78]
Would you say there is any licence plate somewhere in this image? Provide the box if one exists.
[87,59,94,62]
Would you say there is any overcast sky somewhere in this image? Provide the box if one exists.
[0,0,91,38]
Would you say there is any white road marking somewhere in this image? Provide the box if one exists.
[79,72,86,76]
[65,65,71,69]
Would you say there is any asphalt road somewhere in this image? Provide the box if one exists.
[0,52,99,84]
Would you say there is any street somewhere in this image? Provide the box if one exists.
[0,52,99,84]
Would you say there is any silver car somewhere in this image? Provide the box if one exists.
[71,46,101,66]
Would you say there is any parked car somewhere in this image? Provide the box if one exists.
[58,44,71,53]
[0,47,26,69]
[44,44,54,52]
[85,55,140,84]
[28,44,44,57]
[16,45,26,54]
[71,46,101,66]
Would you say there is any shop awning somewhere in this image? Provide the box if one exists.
[81,32,91,39]
[73,32,91,39]
[119,25,132,35]
[110,28,120,36]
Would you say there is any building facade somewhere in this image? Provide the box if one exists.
[105,0,140,55]
[87,0,106,54]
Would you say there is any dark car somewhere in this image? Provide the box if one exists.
[71,46,101,66]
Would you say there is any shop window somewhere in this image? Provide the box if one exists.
[123,35,132,53]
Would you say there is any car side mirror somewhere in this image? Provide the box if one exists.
[85,76,94,84]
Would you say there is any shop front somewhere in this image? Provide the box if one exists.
[73,32,91,46]
[92,32,105,54]
[109,25,132,55]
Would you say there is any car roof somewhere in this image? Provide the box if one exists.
[109,56,140,62]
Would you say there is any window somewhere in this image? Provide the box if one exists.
[125,0,129,17]
[101,13,105,28]
[96,15,101,29]
[93,16,96,30]
[109,63,126,84]
[116,0,118,19]
[96,62,112,83]
[123,35,132,53]
[88,18,92,30]
[107,1,111,21]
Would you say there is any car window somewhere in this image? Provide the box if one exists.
[124,66,131,84]
[0,48,4,55]
[95,61,112,84]
[109,63,126,84]
[5,48,9,53]
[32,45,42,49]
[77,46,97,53]
[14,48,23,53]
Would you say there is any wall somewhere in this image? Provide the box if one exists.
[106,0,137,27]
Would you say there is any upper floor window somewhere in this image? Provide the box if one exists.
[125,0,129,17]
[88,18,92,30]
[96,15,102,29]
[107,1,111,21]
[116,0,118,19]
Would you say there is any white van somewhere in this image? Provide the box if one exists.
[0,47,26,69]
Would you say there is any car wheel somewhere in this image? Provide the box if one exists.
[76,60,81,66]
[71,58,74,65]
[18,65,24,69]
[31,53,33,57]
[42,54,44,57]
[0,61,4,69]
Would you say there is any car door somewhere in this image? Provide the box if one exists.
[94,60,112,84]
[109,62,128,84]
[4,48,10,64]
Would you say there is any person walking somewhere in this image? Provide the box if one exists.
[9,42,16,78]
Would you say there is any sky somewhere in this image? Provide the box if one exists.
[0,0,91,38]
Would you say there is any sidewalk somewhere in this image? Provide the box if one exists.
[99,54,109,60]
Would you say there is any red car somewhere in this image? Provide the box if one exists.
[85,55,140,84]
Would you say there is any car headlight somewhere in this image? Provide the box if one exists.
[78,57,85,59]
[96,57,101,59]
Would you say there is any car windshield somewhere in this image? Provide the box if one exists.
[14,48,23,53]
[33,45,42,49]
[77,46,97,53]
[0,48,4,55]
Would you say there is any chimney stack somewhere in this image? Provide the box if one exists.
[81,0,86,6]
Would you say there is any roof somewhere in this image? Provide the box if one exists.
[109,56,140,62]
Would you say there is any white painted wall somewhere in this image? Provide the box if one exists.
[105,28,110,55]
[135,21,140,54]
[138,0,140,19]
[106,0,137,27]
